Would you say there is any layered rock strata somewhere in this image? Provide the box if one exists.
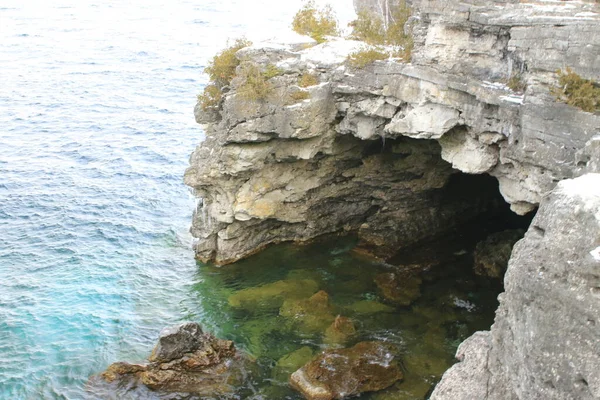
[185,0,600,265]
[431,173,600,400]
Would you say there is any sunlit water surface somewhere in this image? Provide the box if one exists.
[0,1,501,399]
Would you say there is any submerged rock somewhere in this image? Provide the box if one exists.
[290,341,403,399]
[473,229,524,278]
[375,271,422,306]
[347,299,395,314]
[323,315,356,347]
[272,346,315,383]
[228,278,319,311]
[100,322,248,396]
[280,290,336,334]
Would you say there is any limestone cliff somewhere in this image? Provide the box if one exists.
[185,0,599,264]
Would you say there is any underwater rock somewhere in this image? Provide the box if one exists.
[280,290,336,334]
[228,278,319,311]
[100,322,248,396]
[272,346,315,383]
[347,300,395,314]
[290,341,403,400]
[372,375,432,400]
[323,316,356,347]
[374,271,422,306]
[473,229,524,278]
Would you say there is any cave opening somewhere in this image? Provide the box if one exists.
[183,135,539,400]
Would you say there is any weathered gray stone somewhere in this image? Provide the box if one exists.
[432,174,600,400]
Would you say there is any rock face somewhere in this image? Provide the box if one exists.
[185,0,600,265]
[100,322,248,396]
[290,341,403,399]
[431,174,600,400]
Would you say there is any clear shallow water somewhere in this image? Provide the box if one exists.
[155,234,502,400]
[0,0,354,398]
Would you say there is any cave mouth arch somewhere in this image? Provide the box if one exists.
[349,135,536,274]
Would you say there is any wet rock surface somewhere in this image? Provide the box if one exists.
[99,322,248,396]
[290,341,404,400]
[374,270,423,306]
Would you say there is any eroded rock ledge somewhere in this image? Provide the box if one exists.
[185,0,599,265]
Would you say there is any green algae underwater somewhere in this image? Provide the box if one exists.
[185,228,505,400]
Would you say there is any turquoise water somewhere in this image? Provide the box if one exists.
[0,1,355,398]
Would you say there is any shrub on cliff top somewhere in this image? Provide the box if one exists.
[292,1,339,43]
[553,67,600,113]
[347,47,388,68]
[204,38,252,87]
[197,38,252,111]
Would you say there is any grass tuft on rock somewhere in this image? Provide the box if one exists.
[238,63,274,101]
[506,72,527,93]
[288,90,311,103]
[292,1,339,43]
[299,72,319,88]
[347,47,388,68]
[553,67,600,113]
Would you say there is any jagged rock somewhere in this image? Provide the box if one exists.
[290,341,403,400]
[473,229,524,278]
[228,278,319,311]
[149,322,204,363]
[432,174,600,400]
[374,271,422,306]
[100,322,248,396]
[280,290,336,334]
[323,316,356,347]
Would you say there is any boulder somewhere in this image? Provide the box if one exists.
[100,322,248,396]
[323,316,356,347]
[280,290,336,334]
[228,278,319,311]
[374,271,422,306]
[272,346,315,383]
[290,341,403,399]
